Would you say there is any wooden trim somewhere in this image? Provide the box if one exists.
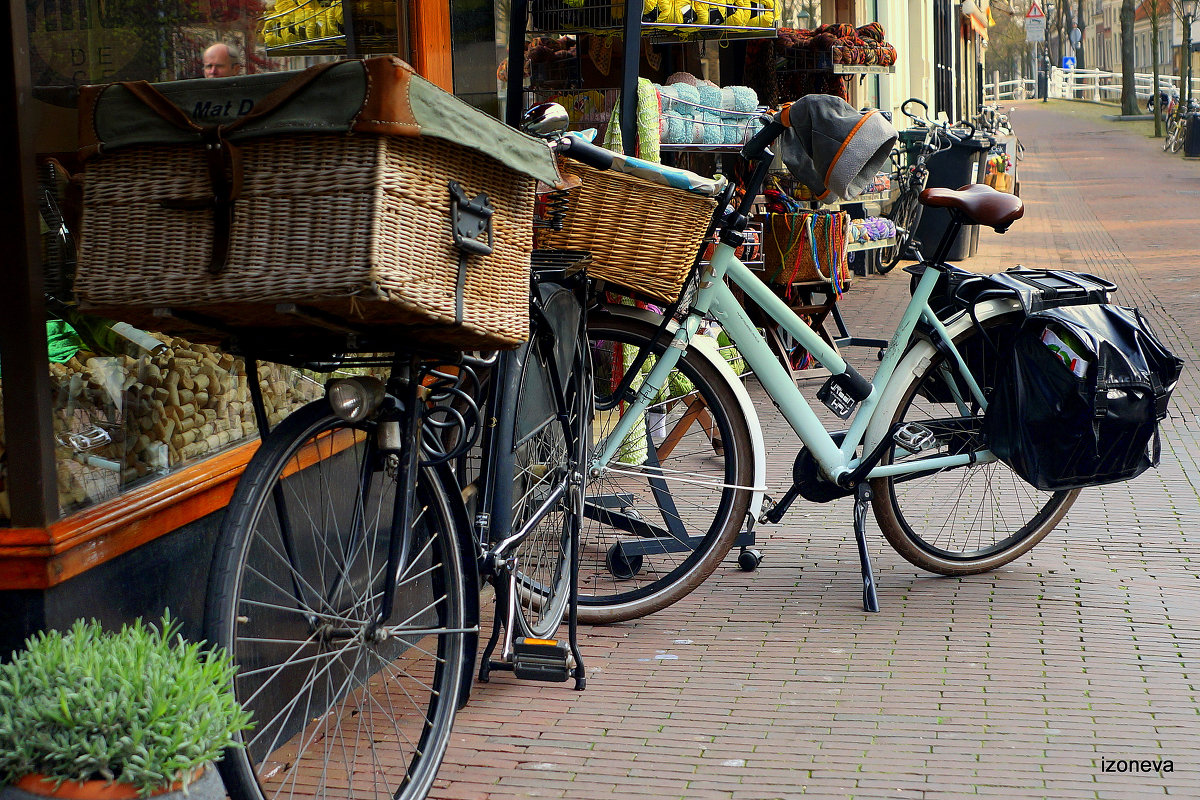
[0,440,260,590]
[408,0,453,91]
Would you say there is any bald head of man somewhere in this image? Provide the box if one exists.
[203,43,241,78]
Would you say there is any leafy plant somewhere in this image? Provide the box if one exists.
[0,613,253,797]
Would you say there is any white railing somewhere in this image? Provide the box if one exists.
[987,68,1200,107]
[988,78,1037,101]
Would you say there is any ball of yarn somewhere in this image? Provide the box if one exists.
[729,85,758,112]
[719,86,737,111]
[695,0,724,24]
[721,115,741,145]
[666,71,698,87]
[673,81,701,107]
[696,81,722,111]
[699,111,723,145]
[659,85,688,143]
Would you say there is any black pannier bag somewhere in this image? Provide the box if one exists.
[984,303,1184,491]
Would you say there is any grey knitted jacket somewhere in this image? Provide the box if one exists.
[779,95,898,203]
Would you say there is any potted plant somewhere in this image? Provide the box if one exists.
[0,614,252,800]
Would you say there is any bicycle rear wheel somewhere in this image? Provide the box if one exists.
[870,315,1079,574]
[581,314,753,623]
[205,400,468,800]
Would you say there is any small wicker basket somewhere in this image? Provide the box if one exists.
[75,133,535,350]
[535,160,717,303]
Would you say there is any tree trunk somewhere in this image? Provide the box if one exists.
[1152,19,1162,136]
[1120,0,1138,116]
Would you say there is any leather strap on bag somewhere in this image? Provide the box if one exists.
[114,61,344,274]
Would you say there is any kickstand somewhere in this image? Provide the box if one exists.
[853,482,880,613]
[477,575,506,683]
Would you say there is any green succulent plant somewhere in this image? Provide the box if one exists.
[0,613,253,797]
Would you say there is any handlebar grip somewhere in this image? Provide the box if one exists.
[556,135,614,171]
[901,97,929,120]
[741,114,788,161]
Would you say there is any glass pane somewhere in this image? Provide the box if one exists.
[22,0,411,520]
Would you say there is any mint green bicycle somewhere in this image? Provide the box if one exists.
[573,108,1084,622]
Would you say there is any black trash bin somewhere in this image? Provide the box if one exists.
[1184,112,1200,158]
[914,131,992,260]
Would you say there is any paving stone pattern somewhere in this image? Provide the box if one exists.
[429,103,1200,800]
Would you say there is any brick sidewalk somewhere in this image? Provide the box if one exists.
[430,102,1200,800]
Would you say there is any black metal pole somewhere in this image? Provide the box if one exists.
[1185,14,1194,109]
[620,0,640,155]
[0,2,59,526]
[505,0,530,128]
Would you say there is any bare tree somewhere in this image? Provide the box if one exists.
[1121,0,1139,114]
[1150,0,1165,135]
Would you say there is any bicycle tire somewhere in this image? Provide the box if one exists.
[204,400,468,800]
[580,314,753,623]
[880,190,920,273]
[870,314,1079,574]
[505,334,592,639]
[1169,117,1186,153]
[1163,117,1177,151]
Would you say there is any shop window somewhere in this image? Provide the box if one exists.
[12,1,410,524]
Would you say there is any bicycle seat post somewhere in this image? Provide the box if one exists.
[927,206,968,266]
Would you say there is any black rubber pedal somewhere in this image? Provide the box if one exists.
[511,638,571,683]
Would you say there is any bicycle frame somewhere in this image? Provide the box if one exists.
[590,242,994,490]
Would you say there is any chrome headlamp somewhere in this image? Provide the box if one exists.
[326,376,386,423]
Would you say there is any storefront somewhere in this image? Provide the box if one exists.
[0,0,496,657]
[3,0,963,658]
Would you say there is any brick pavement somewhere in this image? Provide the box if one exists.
[429,102,1200,800]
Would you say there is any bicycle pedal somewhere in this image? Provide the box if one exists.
[511,638,572,683]
[893,422,936,453]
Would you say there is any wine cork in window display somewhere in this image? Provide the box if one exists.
[34,335,325,514]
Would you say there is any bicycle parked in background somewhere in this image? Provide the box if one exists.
[878,98,962,273]
[1162,93,1198,153]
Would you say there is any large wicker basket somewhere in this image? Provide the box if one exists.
[536,160,717,303]
[74,133,534,350]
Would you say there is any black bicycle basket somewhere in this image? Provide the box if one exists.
[984,303,1183,491]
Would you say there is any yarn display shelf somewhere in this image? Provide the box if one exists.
[264,33,397,56]
[660,142,751,151]
[832,64,895,74]
[810,189,891,206]
[846,236,895,252]
[526,4,777,41]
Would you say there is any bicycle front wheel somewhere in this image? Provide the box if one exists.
[871,315,1079,574]
[582,314,753,623]
[205,400,468,800]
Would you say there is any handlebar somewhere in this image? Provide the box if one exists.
[554,134,614,171]
[740,112,789,161]
[901,97,929,123]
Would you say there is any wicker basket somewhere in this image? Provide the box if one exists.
[74,133,536,350]
[536,160,716,303]
[762,211,851,288]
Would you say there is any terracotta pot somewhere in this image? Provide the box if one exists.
[1,765,223,800]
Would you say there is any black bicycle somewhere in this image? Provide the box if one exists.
[878,98,959,273]
[202,104,604,800]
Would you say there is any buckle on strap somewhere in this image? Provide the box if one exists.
[449,181,495,325]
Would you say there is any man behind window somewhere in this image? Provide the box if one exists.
[203,43,241,78]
